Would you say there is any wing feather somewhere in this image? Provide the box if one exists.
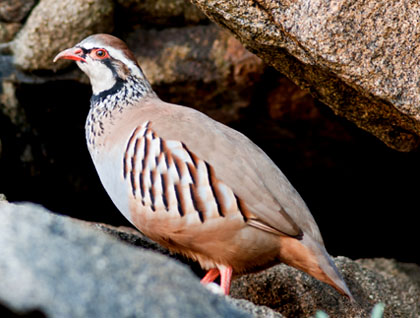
[118,99,322,242]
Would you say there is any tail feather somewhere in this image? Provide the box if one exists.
[279,235,354,301]
[316,249,354,301]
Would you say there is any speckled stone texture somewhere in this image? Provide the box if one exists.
[0,0,35,23]
[1,201,419,317]
[98,223,420,318]
[190,0,420,151]
[230,257,420,318]
[116,0,207,26]
[11,0,114,71]
[0,22,21,43]
[0,202,251,318]
[0,0,33,43]
[126,24,264,123]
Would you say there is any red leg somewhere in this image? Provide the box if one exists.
[218,265,233,295]
[200,268,220,285]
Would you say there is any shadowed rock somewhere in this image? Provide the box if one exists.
[10,0,114,71]
[0,202,250,318]
[0,0,35,23]
[115,0,207,27]
[230,257,420,317]
[96,221,420,318]
[126,24,265,123]
[1,201,419,317]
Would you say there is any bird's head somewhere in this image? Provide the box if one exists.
[54,34,147,97]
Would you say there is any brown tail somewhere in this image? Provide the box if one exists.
[279,235,354,301]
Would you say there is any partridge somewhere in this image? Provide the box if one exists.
[54,34,353,300]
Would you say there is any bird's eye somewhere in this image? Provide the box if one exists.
[93,49,108,59]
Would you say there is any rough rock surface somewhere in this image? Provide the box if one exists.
[126,24,264,122]
[0,202,250,318]
[0,0,35,23]
[0,22,21,43]
[190,0,420,151]
[226,299,285,318]
[95,222,420,318]
[116,0,207,27]
[11,0,114,71]
[231,258,420,318]
[0,5,419,317]
[1,200,420,317]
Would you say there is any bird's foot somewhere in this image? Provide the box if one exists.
[200,265,232,295]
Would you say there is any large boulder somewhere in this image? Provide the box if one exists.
[10,0,114,71]
[96,220,420,318]
[1,200,419,317]
[190,0,420,151]
[0,201,251,318]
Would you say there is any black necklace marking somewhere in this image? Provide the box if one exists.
[90,77,125,104]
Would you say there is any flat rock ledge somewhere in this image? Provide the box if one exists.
[1,201,419,318]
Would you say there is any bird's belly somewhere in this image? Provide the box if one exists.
[128,201,281,273]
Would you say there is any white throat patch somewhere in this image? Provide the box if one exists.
[77,59,116,95]
[75,37,144,95]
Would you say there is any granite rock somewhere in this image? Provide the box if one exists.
[126,24,265,123]
[116,0,207,27]
[0,201,250,318]
[11,0,114,71]
[0,22,21,43]
[96,222,420,318]
[190,0,420,151]
[230,257,420,317]
[227,298,285,318]
[1,199,419,318]
[0,0,35,23]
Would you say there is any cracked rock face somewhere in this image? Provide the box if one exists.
[191,0,420,151]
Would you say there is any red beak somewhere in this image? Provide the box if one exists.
[53,47,86,63]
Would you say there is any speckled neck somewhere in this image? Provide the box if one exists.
[85,76,156,149]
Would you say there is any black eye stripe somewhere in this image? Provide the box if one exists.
[80,47,109,57]
[78,47,89,54]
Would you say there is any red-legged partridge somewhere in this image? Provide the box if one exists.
[54,34,353,300]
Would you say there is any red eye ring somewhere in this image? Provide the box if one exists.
[92,48,109,59]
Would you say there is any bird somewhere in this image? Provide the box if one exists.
[54,33,353,300]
